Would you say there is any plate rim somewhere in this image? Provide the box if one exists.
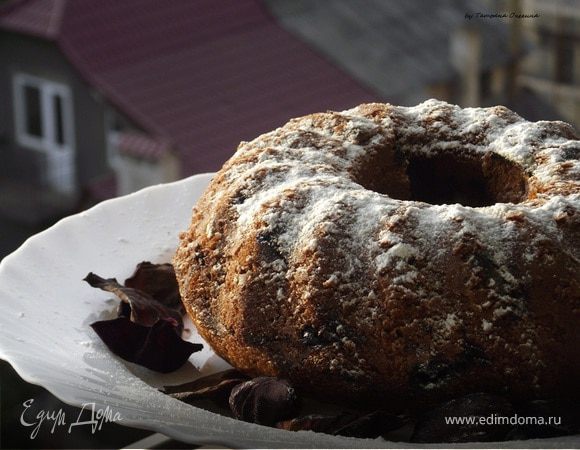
[0,173,376,448]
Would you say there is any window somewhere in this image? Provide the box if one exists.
[479,70,492,100]
[104,108,123,168]
[23,84,42,137]
[555,35,574,84]
[13,74,74,153]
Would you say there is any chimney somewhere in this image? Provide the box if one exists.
[451,25,482,106]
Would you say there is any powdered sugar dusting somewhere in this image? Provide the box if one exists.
[225,100,578,345]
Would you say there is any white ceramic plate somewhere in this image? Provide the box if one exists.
[0,173,577,448]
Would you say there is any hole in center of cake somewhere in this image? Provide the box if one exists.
[358,150,529,207]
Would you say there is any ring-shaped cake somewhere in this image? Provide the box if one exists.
[175,100,580,409]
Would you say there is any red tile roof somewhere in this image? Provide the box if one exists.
[0,0,65,39]
[116,131,170,162]
[0,0,378,175]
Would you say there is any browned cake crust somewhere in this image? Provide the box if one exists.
[174,100,580,410]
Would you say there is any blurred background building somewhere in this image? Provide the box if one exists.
[518,0,580,127]
[0,0,578,448]
[0,0,375,226]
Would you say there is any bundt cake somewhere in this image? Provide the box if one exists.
[174,99,580,410]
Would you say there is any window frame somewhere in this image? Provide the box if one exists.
[13,73,74,154]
